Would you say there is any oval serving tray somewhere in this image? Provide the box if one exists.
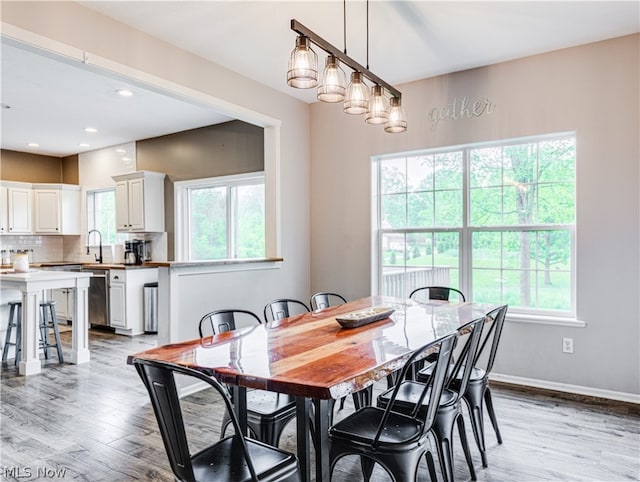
[335,306,395,329]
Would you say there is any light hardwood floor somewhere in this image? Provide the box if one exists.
[1,330,638,481]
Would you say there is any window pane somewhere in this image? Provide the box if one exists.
[189,186,227,260]
[470,147,501,187]
[470,187,502,226]
[234,184,265,258]
[538,183,575,224]
[434,190,462,227]
[380,158,406,194]
[407,192,432,227]
[407,155,433,192]
[434,152,463,190]
[381,232,407,297]
[381,193,407,228]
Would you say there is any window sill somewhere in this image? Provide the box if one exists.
[507,312,586,327]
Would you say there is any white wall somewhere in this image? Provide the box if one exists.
[310,35,640,399]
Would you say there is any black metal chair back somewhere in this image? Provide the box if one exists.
[263,299,310,322]
[409,286,466,303]
[135,358,301,482]
[445,316,486,401]
[309,292,347,311]
[328,333,457,482]
[198,309,262,338]
[474,304,508,373]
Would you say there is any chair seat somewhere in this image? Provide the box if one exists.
[377,382,458,416]
[191,436,300,482]
[246,390,296,417]
[329,406,424,446]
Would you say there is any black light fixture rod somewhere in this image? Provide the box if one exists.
[291,18,401,99]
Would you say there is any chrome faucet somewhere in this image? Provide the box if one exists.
[87,229,103,264]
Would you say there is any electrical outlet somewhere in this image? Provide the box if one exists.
[562,337,574,354]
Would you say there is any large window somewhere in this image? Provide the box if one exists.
[176,172,265,261]
[374,133,576,317]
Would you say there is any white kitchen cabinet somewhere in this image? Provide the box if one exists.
[51,288,74,321]
[0,181,32,234]
[112,171,165,232]
[109,272,126,328]
[109,268,158,335]
[33,184,81,234]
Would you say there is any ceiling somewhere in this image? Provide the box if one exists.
[1,1,638,157]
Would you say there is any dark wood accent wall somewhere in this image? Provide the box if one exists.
[0,149,71,183]
[135,120,264,180]
[61,154,79,184]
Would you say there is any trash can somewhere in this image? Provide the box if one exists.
[143,282,158,333]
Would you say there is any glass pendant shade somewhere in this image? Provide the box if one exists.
[365,85,390,124]
[343,72,369,114]
[287,36,318,88]
[385,96,408,133]
[317,55,346,102]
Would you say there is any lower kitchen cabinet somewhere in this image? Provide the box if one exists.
[51,288,74,322]
[108,268,158,336]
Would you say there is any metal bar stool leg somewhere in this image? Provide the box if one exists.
[40,302,64,363]
[2,302,16,362]
[2,302,22,365]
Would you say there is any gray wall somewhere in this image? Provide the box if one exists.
[310,34,640,399]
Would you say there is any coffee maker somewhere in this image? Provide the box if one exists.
[124,239,151,265]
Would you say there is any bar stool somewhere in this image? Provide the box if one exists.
[1,300,64,365]
[2,301,22,365]
[40,301,64,363]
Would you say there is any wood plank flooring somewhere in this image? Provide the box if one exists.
[1,330,638,481]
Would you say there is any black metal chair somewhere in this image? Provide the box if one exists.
[452,304,508,468]
[328,333,457,482]
[198,309,297,448]
[263,299,310,323]
[309,292,347,311]
[409,286,466,303]
[134,358,301,482]
[378,317,485,482]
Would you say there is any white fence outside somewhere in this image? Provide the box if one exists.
[381,266,452,298]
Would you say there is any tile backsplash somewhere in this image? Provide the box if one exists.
[0,232,168,264]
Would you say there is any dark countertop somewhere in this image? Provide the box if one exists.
[28,262,162,270]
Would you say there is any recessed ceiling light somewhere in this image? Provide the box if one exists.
[84,127,98,133]
[122,157,132,162]
[115,148,126,154]
[116,89,134,97]
[79,143,91,148]
[27,142,39,147]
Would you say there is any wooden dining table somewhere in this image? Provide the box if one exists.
[127,295,498,482]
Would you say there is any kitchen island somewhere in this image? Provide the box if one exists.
[0,269,92,376]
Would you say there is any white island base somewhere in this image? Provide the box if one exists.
[0,270,92,376]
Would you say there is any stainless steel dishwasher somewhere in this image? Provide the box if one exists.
[83,268,110,328]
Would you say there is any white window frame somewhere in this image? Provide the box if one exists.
[175,171,265,261]
[372,133,579,325]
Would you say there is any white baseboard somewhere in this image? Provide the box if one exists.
[490,372,640,405]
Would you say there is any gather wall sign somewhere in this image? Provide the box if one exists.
[428,95,496,130]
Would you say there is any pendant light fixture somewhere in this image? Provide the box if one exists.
[287,35,318,88]
[287,0,407,133]
[344,72,369,114]
[365,85,389,124]
[317,54,346,102]
[385,96,407,133]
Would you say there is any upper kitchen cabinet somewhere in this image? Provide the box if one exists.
[112,171,165,232]
[33,184,81,235]
[0,181,32,234]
